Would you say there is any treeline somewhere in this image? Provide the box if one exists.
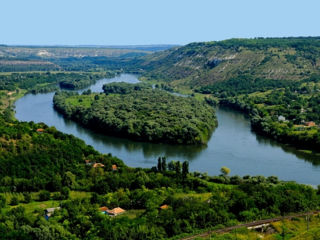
[102,82,151,94]
[0,112,319,239]
[0,116,124,192]
[206,36,320,50]
[197,76,299,97]
[0,71,115,93]
[0,156,319,239]
[220,95,320,151]
[196,72,320,151]
[53,83,217,145]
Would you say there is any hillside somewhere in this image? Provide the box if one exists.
[0,45,152,72]
[139,37,320,89]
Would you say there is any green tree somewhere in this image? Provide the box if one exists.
[0,195,6,208]
[38,190,50,201]
[157,157,162,172]
[61,187,70,200]
[182,161,189,178]
[161,157,167,172]
[23,192,31,203]
[10,196,19,206]
[220,166,230,176]
[175,161,182,175]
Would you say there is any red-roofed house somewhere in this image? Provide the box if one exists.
[305,121,316,127]
[36,128,45,133]
[106,207,126,216]
[99,206,108,212]
[159,204,169,210]
[93,163,105,168]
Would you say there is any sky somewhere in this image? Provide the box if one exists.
[1,0,320,46]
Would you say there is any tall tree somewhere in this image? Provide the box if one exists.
[161,157,167,172]
[182,161,189,178]
[157,157,162,172]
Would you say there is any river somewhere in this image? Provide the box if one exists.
[15,74,320,186]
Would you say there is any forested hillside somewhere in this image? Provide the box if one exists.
[0,114,319,239]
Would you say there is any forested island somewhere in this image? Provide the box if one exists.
[53,83,217,145]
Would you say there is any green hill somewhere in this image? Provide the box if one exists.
[139,37,320,89]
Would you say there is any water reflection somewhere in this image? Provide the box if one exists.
[56,109,206,160]
[255,134,320,165]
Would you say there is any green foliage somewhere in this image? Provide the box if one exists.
[221,167,231,176]
[38,190,51,201]
[0,116,124,191]
[218,76,320,151]
[0,71,114,93]
[53,84,217,144]
[10,196,19,206]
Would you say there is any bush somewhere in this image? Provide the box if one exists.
[38,190,51,201]
[10,196,19,206]
[23,193,32,203]
[61,187,70,200]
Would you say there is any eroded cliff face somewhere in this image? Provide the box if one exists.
[139,38,320,88]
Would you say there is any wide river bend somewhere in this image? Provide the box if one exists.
[15,74,320,186]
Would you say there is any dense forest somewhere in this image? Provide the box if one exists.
[0,71,115,93]
[0,114,319,239]
[53,83,217,145]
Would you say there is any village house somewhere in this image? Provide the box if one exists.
[36,128,45,133]
[159,204,169,210]
[112,164,118,171]
[93,163,105,168]
[106,207,126,216]
[305,121,316,127]
[85,160,93,166]
[100,206,126,216]
[99,206,108,212]
[44,207,60,220]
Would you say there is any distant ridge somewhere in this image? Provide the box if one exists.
[1,44,179,52]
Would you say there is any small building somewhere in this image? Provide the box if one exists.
[44,207,60,220]
[112,164,118,171]
[36,128,45,133]
[93,163,105,168]
[106,207,126,216]
[99,206,109,213]
[305,121,316,127]
[159,204,169,210]
[278,115,286,122]
[85,160,93,166]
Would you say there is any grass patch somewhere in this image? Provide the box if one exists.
[117,209,145,219]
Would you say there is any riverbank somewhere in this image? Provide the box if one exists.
[14,74,320,185]
[219,97,320,154]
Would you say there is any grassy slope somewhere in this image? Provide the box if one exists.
[139,38,320,89]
